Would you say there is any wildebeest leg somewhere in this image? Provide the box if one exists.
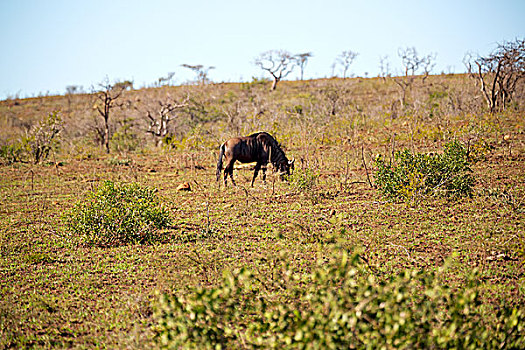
[251,163,261,187]
[261,165,267,183]
[229,170,236,186]
[224,160,236,186]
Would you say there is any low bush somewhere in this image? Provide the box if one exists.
[374,141,475,200]
[0,142,25,164]
[286,168,318,192]
[0,112,62,164]
[110,117,139,153]
[153,251,524,349]
[63,181,171,246]
[26,111,62,164]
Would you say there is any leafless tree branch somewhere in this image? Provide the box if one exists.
[255,50,298,90]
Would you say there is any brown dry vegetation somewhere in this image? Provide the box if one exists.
[1,74,524,348]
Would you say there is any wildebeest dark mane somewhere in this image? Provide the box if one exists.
[247,131,282,148]
[248,131,287,164]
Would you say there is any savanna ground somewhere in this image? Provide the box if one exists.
[1,75,524,348]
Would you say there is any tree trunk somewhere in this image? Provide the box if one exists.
[104,117,110,154]
[271,78,278,91]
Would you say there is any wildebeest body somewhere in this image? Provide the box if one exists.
[216,132,294,186]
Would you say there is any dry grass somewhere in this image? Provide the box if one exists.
[1,74,524,348]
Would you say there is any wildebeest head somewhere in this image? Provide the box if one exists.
[276,157,295,178]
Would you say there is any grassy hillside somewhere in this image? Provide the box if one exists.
[1,75,524,348]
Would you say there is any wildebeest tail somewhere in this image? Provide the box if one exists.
[216,143,225,181]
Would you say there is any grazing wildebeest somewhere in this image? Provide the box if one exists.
[216,132,294,187]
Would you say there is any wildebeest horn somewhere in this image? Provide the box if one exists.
[289,157,295,165]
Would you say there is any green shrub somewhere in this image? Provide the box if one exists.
[111,117,139,152]
[0,112,62,164]
[374,141,475,200]
[286,168,318,192]
[63,181,171,246]
[25,111,62,164]
[0,141,25,164]
[153,251,525,349]
[106,157,132,166]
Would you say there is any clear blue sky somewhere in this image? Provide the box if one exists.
[1,0,523,99]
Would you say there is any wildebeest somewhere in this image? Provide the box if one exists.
[216,132,294,186]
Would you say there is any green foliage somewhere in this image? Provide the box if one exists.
[63,181,171,246]
[162,124,215,150]
[25,111,62,164]
[0,112,62,164]
[428,89,448,118]
[153,251,525,349]
[241,76,271,90]
[154,268,257,349]
[0,141,25,164]
[374,141,475,200]
[111,117,139,152]
[286,168,318,192]
[106,157,132,166]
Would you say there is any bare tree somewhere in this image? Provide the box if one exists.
[137,94,189,145]
[156,72,175,87]
[255,50,297,90]
[181,64,214,85]
[336,50,359,79]
[399,47,435,78]
[395,47,436,106]
[466,38,525,113]
[379,55,391,80]
[296,52,313,81]
[93,79,127,153]
[330,62,337,77]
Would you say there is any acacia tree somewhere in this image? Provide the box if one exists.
[181,64,215,85]
[255,50,297,90]
[466,38,525,113]
[336,50,359,79]
[94,79,128,153]
[395,47,436,106]
[296,52,313,81]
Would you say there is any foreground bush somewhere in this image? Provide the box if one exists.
[374,141,475,200]
[64,181,170,246]
[153,251,524,349]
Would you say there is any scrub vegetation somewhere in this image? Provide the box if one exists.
[1,71,524,348]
